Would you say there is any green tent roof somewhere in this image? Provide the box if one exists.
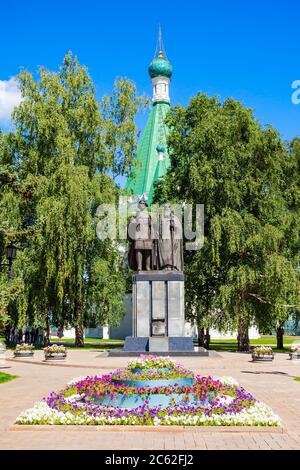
[126,101,170,204]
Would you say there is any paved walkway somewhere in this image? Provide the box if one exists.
[0,349,300,450]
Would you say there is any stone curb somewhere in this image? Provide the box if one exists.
[8,424,287,433]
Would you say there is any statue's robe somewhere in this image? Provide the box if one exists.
[157,214,183,271]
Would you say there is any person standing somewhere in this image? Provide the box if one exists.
[37,326,44,345]
[12,326,18,344]
[24,325,30,343]
[30,327,36,344]
[57,325,64,341]
[4,324,10,343]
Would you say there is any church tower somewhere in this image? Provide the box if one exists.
[126,26,172,204]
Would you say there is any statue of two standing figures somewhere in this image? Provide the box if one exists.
[128,199,184,272]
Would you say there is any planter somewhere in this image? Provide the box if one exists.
[289,352,300,359]
[44,352,67,361]
[14,350,34,358]
[252,353,274,362]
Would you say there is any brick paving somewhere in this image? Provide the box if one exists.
[0,349,300,450]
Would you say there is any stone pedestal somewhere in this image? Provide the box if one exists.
[123,272,194,353]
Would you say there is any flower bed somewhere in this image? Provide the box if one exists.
[127,355,176,371]
[14,344,34,357]
[289,353,300,359]
[15,356,280,427]
[289,344,300,359]
[252,346,274,361]
[110,364,194,388]
[44,344,66,360]
[76,374,220,408]
[0,342,6,360]
[15,400,280,426]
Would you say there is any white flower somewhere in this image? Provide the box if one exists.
[213,376,239,386]
[67,376,89,386]
[64,394,83,403]
[16,343,34,351]
[44,344,66,354]
[15,400,281,427]
[253,346,273,355]
[128,355,176,370]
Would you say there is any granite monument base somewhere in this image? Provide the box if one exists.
[108,346,210,357]
[123,336,195,352]
[120,271,197,354]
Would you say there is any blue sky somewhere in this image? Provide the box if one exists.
[0,0,299,141]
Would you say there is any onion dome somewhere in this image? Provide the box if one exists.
[149,51,172,79]
[156,143,166,153]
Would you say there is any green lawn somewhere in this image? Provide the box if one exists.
[2,334,299,353]
[50,337,124,350]
[0,372,18,384]
[50,337,123,343]
[58,343,123,350]
[58,335,298,351]
[210,336,298,346]
[250,336,297,345]
[209,336,300,353]
[0,336,124,350]
[209,342,288,353]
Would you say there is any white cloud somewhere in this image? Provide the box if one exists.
[0,77,22,126]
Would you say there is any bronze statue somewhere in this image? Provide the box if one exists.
[128,199,183,272]
[128,198,155,271]
[157,203,183,271]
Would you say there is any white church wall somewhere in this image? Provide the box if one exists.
[209,326,260,340]
[59,328,75,339]
[62,296,260,342]
[109,294,132,339]
[107,296,261,341]
[85,327,103,338]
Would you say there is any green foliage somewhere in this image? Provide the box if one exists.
[101,78,149,179]
[0,52,144,337]
[155,94,300,340]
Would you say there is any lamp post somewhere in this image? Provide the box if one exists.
[0,244,17,280]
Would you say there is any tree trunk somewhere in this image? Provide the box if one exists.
[197,325,205,347]
[75,324,84,347]
[204,328,210,350]
[237,318,249,352]
[276,323,284,349]
[43,311,50,346]
[74,296,84,347]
